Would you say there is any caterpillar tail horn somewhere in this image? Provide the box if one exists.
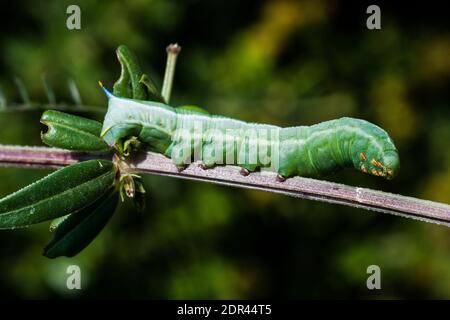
[98,81,114,99]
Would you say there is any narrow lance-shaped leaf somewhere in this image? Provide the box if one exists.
[176,105,209,114]
[41,73,56,106]
[0,85,6,110]
[13,76,31,105]
[49,214,70,232]
[113,45,147,100]
[0,160,115,229]
[41,110,110,152]
[44,188,119,258]
[139,74,165,103]
[67,79,82,106]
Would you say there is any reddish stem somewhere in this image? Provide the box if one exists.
[1,144,450,227]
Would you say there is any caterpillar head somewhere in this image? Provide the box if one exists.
[357,148,399,180]
[346,119,400,180]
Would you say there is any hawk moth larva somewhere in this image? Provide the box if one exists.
[100,86,400,180]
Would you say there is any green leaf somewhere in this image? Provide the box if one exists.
[41,73,56,106]
[43,188,119,258]
[177,105,210,114]
[113,45,147,100]
[49,214,70,232]
[0,160,115,229]
[139,74,165,103]
[0,85,6,110]
[14,76,31,105]
[67,79,83,106]
[41,110,110,152]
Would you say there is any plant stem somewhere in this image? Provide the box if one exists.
[161,43,181,104]
[1,144,450,227]
[0,145,111,169]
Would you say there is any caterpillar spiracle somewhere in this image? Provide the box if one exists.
[100,86,400,180]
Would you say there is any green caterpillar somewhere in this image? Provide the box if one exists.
[99,86,400,180]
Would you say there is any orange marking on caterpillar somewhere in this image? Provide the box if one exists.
[371,169,379,176]
[371,159,384,168]
[360,152,366,161]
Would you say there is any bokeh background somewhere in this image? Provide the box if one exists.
[0,0,449,298]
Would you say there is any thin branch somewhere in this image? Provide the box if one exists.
[1,144,449,227]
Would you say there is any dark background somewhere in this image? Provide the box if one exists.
[0,0,449,298]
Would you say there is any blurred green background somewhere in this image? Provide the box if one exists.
[0,0,449,298]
